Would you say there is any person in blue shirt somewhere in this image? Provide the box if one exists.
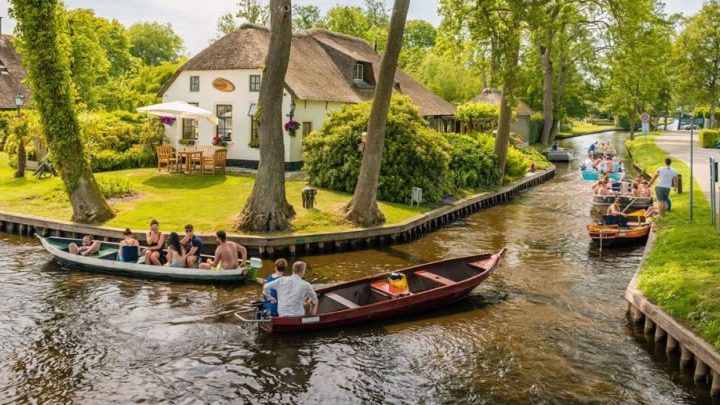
[258,258,287,316]
[588,141,598,156]
[181,224,203,268]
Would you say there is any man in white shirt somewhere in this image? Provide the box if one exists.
[649,157,678,214]
[263,261,318,317]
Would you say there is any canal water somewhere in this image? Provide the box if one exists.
[0,132,711,404]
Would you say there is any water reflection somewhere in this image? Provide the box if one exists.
[0,132,709,403]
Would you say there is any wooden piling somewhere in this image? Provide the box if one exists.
[644,318,655,335]
[654,326,666,342]
[694,360,708,382]
[666,335,678,354]
[680,346,693,369]
[711,371,720,397]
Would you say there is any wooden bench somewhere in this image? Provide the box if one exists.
[323,292,360,309]
[414,270,455,286]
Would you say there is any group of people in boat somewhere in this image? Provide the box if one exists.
[69,219,248,271]
[591,174,652,197]
[259,259,319,317]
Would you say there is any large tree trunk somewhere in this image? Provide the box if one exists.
[237,0,295,232]
[495,43,520,183]
[345,0,410,227]
[710,84,717,129]
[539,43,554,145]
[14,139,25,178]
[11,0,113,223]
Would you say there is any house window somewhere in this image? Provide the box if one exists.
[250,118,259,146]
[302,122,312,136]
[354,63,364,81]
[182,102,199,139]
[216,104,233,140]
[249,75,261,92]
[190,76,200,92]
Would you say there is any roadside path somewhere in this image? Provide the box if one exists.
[653,131,715,200]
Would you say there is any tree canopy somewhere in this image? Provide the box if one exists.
[127,22,184,66]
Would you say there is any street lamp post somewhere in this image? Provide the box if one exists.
[690,119,695,222]
[14,92,24,114]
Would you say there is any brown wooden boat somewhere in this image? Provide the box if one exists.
[236,250,505,333]
[587,210,651,246]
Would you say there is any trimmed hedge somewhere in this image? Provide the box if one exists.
[699,129,720,148]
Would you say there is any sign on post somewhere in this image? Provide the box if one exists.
[641,113,650,134]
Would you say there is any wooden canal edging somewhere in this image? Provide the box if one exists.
[0,166,555,257]
[625,228,720,397]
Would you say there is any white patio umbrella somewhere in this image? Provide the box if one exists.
[137,100,218,125]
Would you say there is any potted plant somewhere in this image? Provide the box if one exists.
[212,134,228,147]
[284,119,300,136]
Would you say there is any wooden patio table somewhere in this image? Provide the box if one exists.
[177,149,204,173]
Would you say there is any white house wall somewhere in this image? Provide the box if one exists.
[162,69,347,168]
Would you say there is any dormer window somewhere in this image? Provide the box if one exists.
[354,63,364,81]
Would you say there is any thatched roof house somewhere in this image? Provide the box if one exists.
[160,25,455,118]
[472,88,533,116]
[0,35,31,110]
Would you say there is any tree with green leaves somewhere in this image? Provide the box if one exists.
[399,19,436,69]
[674,0,720,129]
[293,5,323,29]
[238,0,295,232]
[5,115,31,178]
[237,0,269,25]
[325,6,371,39]
[345,0,410,226]
[127,22,184,66]
[11,0,113,222]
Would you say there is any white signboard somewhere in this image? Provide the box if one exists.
[641,113,650,123]
[642,122,650,134]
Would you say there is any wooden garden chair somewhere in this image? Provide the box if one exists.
[156,145,178,172]
[201,148,227,174]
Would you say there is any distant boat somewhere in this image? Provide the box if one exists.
[581,170,624,182]
[544,148,575,162]
[236,251,506,333]
[37,235,247,283]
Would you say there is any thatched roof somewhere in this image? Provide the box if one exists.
[159,25,455,117]
[0,35,31,110]
[472,88,533,116]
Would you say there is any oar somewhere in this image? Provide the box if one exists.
[621,197,640,214]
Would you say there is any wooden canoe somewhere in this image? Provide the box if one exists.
[544,149,575,162]
[240,250,505,333]
[37,235,247,283]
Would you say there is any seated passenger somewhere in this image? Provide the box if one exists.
[69,235,101,256]
[181,224,202,268]
[118,228,140,262]
[165,232,186,268]
[143,219,165,266]
[257,258,288,317]
[262,261,318,317]
[607,197,624,216]
[550,142,559,152]
[199,231,247,270]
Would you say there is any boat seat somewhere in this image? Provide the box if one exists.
[414,270,455,286]
[323,292,360,309]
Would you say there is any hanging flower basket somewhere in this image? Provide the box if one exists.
[284,119,300,137]
[160,116,176,125]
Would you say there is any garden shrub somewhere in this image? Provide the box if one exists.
[699,129,720,148]
[529,112,544,144]
[91,145,155,172]
[559,118,573,133]
[445,133,500,190]
[455,102,500,133]
[97,176,134,198]
[304,95,452,204]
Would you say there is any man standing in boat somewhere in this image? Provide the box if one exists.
[262,261,318,317]
[649,157,678,214]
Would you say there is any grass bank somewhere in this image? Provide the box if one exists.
[0,153,431,235]
[556,122,619,139]
[627,134,720,350]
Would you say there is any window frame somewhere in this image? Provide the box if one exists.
[182,102,200,140]
[216,104,233,141]
[189,75,200,92]
[354,63,364,81]
[302,121,312,137]
[249,74,261,92]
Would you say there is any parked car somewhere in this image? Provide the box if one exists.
[683,124,699,130]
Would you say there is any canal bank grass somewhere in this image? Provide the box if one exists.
[0,153,431,234]
[627,135,720,350]
[556,122,619,139]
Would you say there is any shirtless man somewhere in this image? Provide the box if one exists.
[607,197,624,216]
[69,235,101,256]
[199,231,247,270]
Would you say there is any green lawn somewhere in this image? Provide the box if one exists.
[557,122,619,138]
[0,153,431,235]
[627,135,720,351]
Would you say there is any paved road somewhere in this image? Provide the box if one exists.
[655,131,717,199]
